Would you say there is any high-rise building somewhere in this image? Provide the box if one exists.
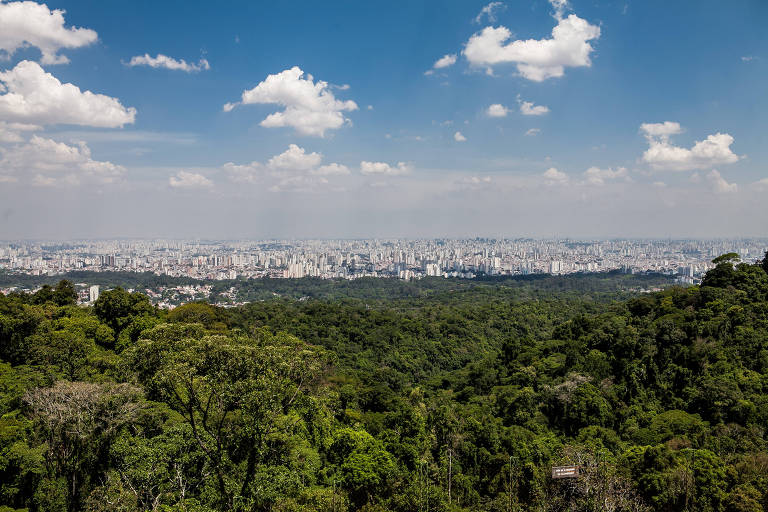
[89,285,100,303]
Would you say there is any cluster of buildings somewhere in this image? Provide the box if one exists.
[1,238,766,285]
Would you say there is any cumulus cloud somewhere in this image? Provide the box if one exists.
[220,161,262,184]
[582,166,629,186]
[454,131,467,142]
[0,135,125,185]
[640,122,740,171]
[0,60,136,127]
[222,144,350,190]
[463,12,600,80]
[474,2,505,24]
[224,66,358,137]
[518,96,550,116]
[169,171,213,189]
[525,128,541,136]
[425,53,457,75]
[433,54,457,69]
[126,54,210,73]
[639,121,682,140]
[267,143,322,173]
[360,161,412,176]
[542,167,569,185]
[706,170,737,194]
[313,163,350,176]
[486,103,509,117]
[0,121,39,142]
[0,0,97,64]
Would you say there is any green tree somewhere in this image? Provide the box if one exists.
[24,381,144,512]
[93,287,156,344]
[52,280,78,307]
[126,324,328,511]
[327,428,398,508]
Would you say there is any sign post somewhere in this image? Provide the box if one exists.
[551,465,580,479]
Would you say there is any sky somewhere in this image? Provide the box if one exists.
[0,0,766,240]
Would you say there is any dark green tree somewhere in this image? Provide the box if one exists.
[93,287,156,343]
[53,280,78,307]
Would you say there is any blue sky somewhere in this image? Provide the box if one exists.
[0,0,766,239]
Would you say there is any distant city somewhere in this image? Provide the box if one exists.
[2,238,766,285]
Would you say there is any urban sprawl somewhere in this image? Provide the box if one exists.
[2,238,766,283]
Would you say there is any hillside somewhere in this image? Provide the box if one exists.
[0,256,766,511]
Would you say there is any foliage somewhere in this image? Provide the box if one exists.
[0,260,766,511]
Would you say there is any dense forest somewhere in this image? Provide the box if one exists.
[0,269,674,303]
[1,254,767,511]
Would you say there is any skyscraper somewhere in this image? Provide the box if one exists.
[89,285,100,303]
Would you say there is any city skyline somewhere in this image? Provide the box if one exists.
[0,0,766,238]
[4,237,766,285]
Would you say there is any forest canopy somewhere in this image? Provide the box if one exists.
[0,253,767,511]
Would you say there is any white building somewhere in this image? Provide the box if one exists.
[89,285,100,303]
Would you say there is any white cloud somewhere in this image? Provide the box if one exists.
[0,121,39,142]
[267,143,322,173]
[486,103,509,117]
[0,0,97,64]
[169,171,213,189]
[222,144,350,189]
[126,54,210,73]
[707,169,737,194]
[542,167,569,185]
[360,161,411,176]
[525,128,541,136]
[220,161,262,184]
[0,135,124,185]
[474,2,505,24]
[425,54,457,75]
[454,131,467,142]
[224,66,358,137]
[549,0,570,18]
[518,96,550,116]
[741,56,755,62]
[433,53,457,69]
[313,163,350,176]
[753,178,768,191]
[0,60,136,127]
[640,122,740,171]
[639,121,682,141]
[582,166,629,186]
[463,13,600,81]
